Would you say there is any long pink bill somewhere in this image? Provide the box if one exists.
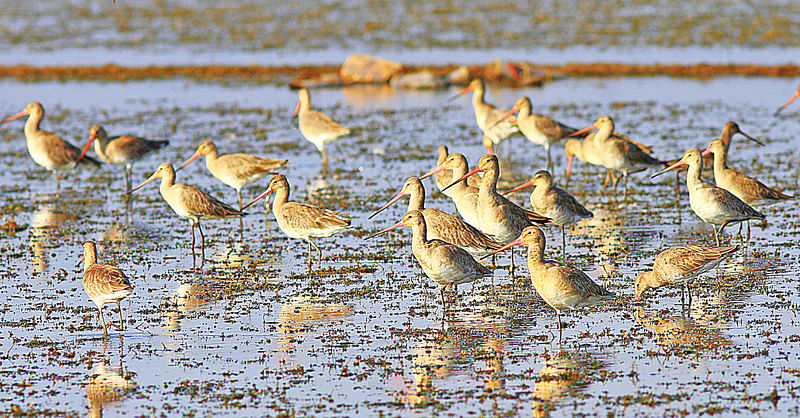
[73,134,98,169]
[1,110,28,123]
[241,187,274,211]
[447,85,474,102]
[441,166,483,193]
[487,105,518,129]
[503,178,535,195]
[775,91,799,115]
[364,219,407,240]
[650,159,687,179]
[418,164,445,181]
[176,151,202,172]
[568,123,597,137]
[368,191,409,220]
[481,235,524,259]
[292,101,301,118]
[128,172,158,195]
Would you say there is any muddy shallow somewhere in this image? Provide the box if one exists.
[0,77,799,416]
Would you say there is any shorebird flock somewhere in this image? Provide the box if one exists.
[2,82,796,340]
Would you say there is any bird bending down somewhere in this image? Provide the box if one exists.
[243,174,350,268]
[2,101,101,189]
[487,226,613,343]
[128,163,245,266]
[367,210,492,308]
[75,125,168,193]
[505,170,592,255]
[651,149,764,245]
[635,245,740,307]
[79,241,134,337]
[367,176,503,258]
[177,140,289,210]
[294,88,351,165]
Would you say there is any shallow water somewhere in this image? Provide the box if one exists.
[1,77,800,416]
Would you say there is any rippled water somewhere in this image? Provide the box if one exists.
[1,77,799,415]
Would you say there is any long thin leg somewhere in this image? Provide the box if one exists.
[307,240,313,268]
[321,147,329,166]
[623,172,629,200]
[197,223,206,264]
[308,239,322,265]
[555,310,563,347]
[546,145,553,172]
[713,225,721,246]
[98,306,108,337]
[54,171,61,191]
[117,301,124,331]
[191,223,196,255]
[561,225,566,259]
[509,246,515,275]
[125,167,132,194]
[746,221,751,242]
[686,283,693,309]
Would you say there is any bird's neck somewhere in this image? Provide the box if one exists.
[24,114,42,136]
[686,160,704,189]
[407,188,425,212]
[272,187,289,214]
[83,250,97,272]
[712,149,729,172]
[479,168,498,198]
[526,243,545,265]
[410,222,428,248]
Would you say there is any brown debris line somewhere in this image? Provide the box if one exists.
[0,63,798,84]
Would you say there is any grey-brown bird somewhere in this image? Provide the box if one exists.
[79,241,134,337]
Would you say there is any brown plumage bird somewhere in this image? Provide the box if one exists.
[79,241,134,337]
[243,174,350,268]
[75,125,168,193]
[635,245,740,306]
[2,102,101,189]
[368,176,503,258]
[488,226,613,343]
[177,140,289,209]
[128,163,245,265]
[368,210,492,307]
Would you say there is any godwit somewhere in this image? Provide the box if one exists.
[430,145,481,195]
[419,151,481,228]
[651,149,765,245]
[564,133,641,190]
[128,163,245,265]
[368,176,502,258]
[295,88,351,165]
[635,245,740,306]
[367,210,492,307]
[570,115,664,197]
[452,79,519,154]
[488,226,613,342]
[505,170,593,254]
[2,102,101,189]
[495,96,583,170]
[177,140,289,210]
[79,241,134,337]
[75,125,168,193]
[443,154,549,270]
[242,174,350,267]
[775,85,800,115]
[704,138,792,237]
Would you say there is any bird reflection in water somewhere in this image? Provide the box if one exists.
[532,350,601,418]
[277,296,353,355]
[30,203,75,273]
[635,306,730,349]
[87,337,134,417]
[161,283,208,332]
